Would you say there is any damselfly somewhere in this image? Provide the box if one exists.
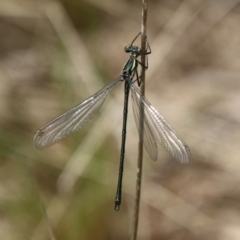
[33,33,190,210]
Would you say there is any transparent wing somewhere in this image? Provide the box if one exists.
[131,84,190,163]
[34,76,122,149]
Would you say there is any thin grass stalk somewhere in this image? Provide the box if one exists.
[131,0,148,239]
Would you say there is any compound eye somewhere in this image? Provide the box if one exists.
[124,46,130,52]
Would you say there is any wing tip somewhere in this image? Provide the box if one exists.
[181,145,191,164]
[33,129,47,150]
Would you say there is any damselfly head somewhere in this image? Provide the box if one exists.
[124,45,141,55]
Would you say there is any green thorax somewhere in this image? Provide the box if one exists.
[123,56,138,78]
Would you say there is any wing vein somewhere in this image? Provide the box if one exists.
[131,84,190,163]
[33,77,122,149]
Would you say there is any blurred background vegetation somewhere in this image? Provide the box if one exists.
[1,0,240,239]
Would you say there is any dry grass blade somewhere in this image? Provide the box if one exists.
[131,0,148,239]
